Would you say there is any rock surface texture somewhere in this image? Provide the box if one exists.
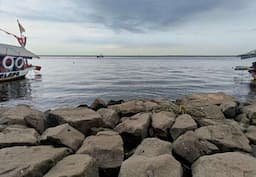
[192,152,256,177]
[0,93,255,177]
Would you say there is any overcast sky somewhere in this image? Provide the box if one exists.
[0,0,256,55]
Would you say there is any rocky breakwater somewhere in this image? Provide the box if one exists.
[0,93,256,177]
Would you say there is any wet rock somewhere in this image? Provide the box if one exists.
[134,138,172,157]
[151,111,176,139]
[107,99,124,106]
[192,152,256,177]
[114,113,151,149]
[0,127,39,148]
[245,126,256,144]
[47,107,103,135]
[0,145,71,177]
[44,154,99,177]
[41,123,85,151]
[186,105,225,126]
[170,114,197,140]
[179,92,236,107]
[109,99,160,116]
[77,131,124,169]
[220,101,238,118]
[24,111,47,134]
[242,103,256,125]
[0,105,43,126]
[97,108,120,128]
[173,131,219,164]
[195,124,251,152]
[119,155,183,177]
[90,98,107,111]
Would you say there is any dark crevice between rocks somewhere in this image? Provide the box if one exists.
[40,137,74,153]
[107,100,124,106]
[172,151,192,177]
[45,113,61,128]
[99,167,120,177]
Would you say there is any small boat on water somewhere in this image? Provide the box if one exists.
[0,20,41,82]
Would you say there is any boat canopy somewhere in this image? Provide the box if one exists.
[0,43,39,59]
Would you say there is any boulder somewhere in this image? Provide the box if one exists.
[151,111,176,139]
[90,98,107,111]
[195,124,251,152]
[170,114,197,140]
[173,131,219,164]
[40,123,85,151]
[134,138,172,157]
[44,154,98,177]
[77,131,124,169]
[97,108,120,128]
[220,101,238,118]
[245,126,256,144]
[192,152,256,177]
[0,105,43,126]
[47,107,103,135]
[186,104,225,126]
[109,99,160,116]
[24,110,47,134]
[178,92,236,107]
[119,154,183,177]
[0,145,71,177]
[0,127,39,148]
[242,103,256,125]
[114,113,151,148]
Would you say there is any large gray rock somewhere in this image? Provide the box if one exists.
[44,154,99,177]
[192,152,256,177]
[0,105,43,126]
[109,99,160,116]
[170,114,197,140]
[220,101,238,118]
[0,127,39,148]
[41,123,85,151]
[178,92,236,107]
[114,113,151,148]
[47,107,103,134]
[195,124,251,152]
[151,111,176,139]
[77,131,124,169]
[134,138,172,157]
[0,145,71,177]
[186,105,225,126]
[245,126,256,144]
[97,108,120,128]
[24,110,47,134]
[173,131,219,164]
[119,154,183,177]
[242,103,256,125]
[90,98,106,111]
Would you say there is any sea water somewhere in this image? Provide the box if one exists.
[0,56,255,110]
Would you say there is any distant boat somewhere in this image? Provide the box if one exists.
[96,54,104,58]
[0,20,41,82]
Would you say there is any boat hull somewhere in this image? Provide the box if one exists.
[0,68,31,82]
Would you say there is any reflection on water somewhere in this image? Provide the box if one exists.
[0,79,32,102]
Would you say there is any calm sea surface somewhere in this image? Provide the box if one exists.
[0,56,256,110]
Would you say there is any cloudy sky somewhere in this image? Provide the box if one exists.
[0,0,256,55]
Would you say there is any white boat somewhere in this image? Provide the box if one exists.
[0,21,41,82]
[0,43,40,82]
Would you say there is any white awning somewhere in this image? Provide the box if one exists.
[0,43,39,58]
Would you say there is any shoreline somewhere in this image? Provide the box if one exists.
[0,92,256,177]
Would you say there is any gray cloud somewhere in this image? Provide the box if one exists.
[0,0,248,32]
